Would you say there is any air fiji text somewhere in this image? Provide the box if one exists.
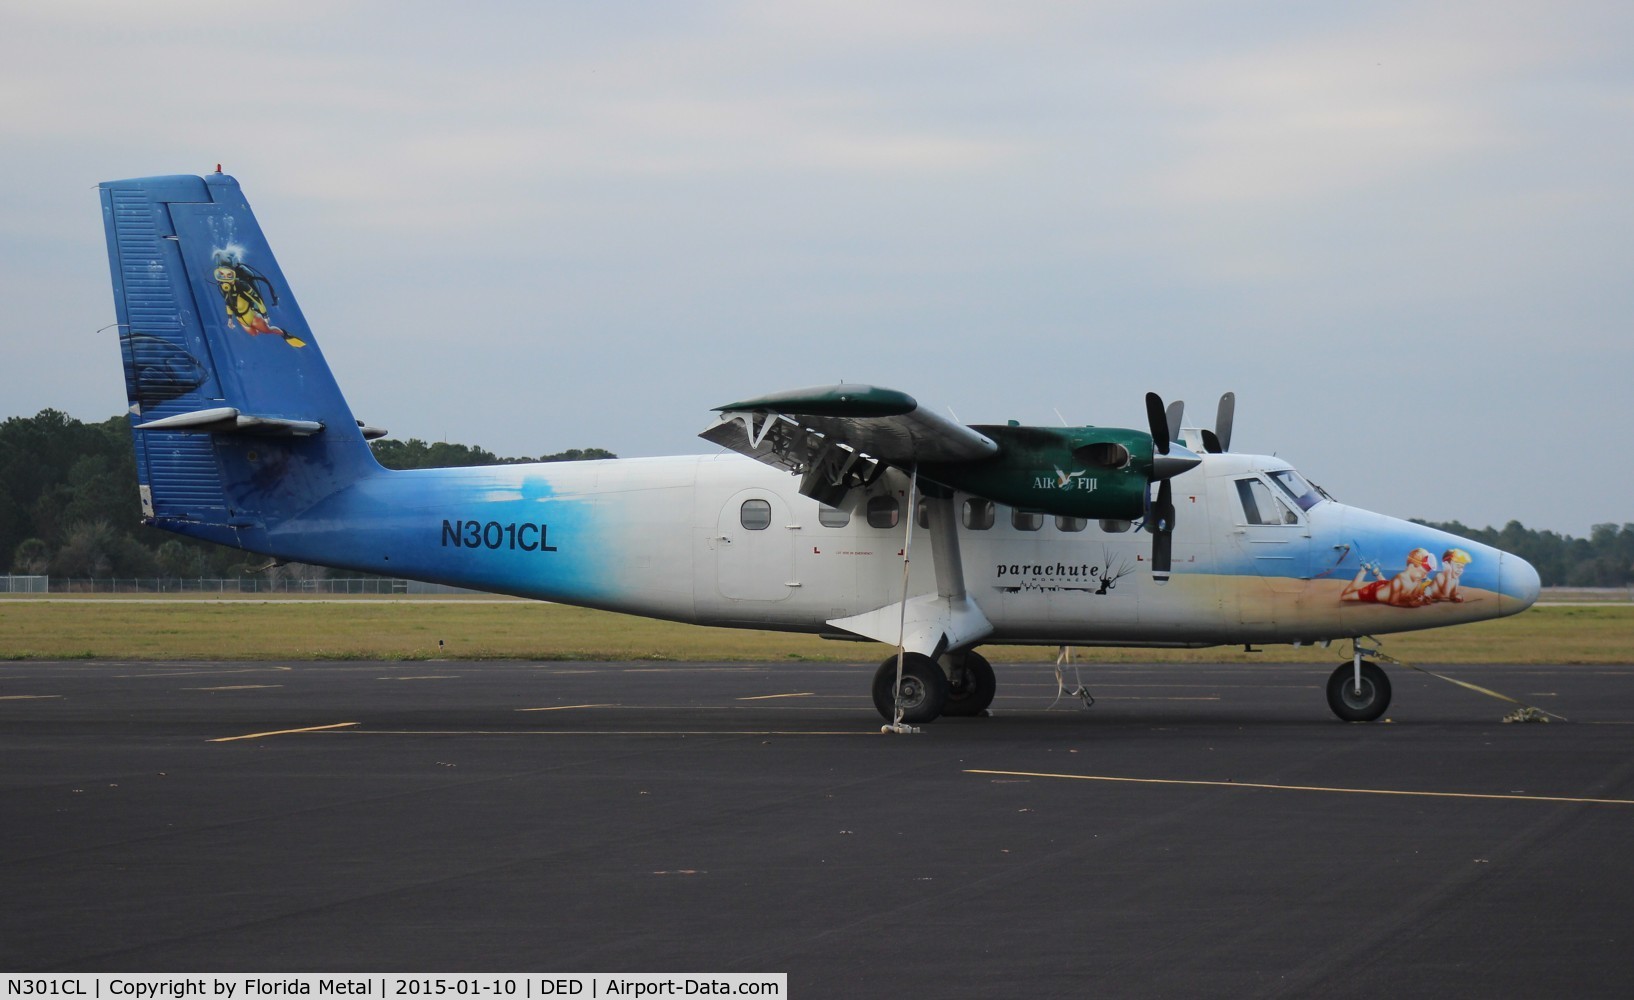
[440,520,558,552]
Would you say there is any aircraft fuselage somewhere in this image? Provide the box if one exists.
[180,448,1536,650]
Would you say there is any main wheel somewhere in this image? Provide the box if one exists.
[872,653,949,724]
[942,651,997,717]
[1326,660,1391,722]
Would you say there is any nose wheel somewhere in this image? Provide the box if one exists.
[1326,660,1391,722]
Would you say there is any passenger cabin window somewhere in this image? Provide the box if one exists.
[963,498,995,530]
[817,505,850,528]
[1056,516,1087,533]
[1100,519,1132,533]
[1236,478,1299,525]
[917,499,930,529]
[867,496,900,529]
[1012,509,1043,532]
[740,499,772,530]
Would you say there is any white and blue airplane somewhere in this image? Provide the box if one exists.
[99,171,1541,725]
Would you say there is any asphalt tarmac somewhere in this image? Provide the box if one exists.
[3,658,1632,997]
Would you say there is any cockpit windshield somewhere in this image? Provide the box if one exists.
[1267,469,1326,511]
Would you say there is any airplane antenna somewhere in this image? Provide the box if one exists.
[1053,407,1069,428]
[947,405,962,423]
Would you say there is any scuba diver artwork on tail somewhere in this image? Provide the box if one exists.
[212,246,305,348]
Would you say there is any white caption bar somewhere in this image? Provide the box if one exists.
[3,976,786,1000]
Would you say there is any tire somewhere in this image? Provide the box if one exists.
[872,653,949,724]
[1326,660,1392,722]
[942,651,997,717]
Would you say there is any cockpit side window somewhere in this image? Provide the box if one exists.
[1236,478,1299,526]
[1267,469,1324,511]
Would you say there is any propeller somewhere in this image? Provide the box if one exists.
[1142,392,1201,584]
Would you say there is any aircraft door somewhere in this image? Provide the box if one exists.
[1225,475,1312,626]
[715,488,796,602]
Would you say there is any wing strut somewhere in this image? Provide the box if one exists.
[885,465,921,734]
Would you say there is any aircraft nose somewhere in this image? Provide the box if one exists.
[1499,552,1542,610]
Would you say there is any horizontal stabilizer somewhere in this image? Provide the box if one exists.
[135,406,324,436]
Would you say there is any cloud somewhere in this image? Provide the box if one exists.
[2,0,1632,534]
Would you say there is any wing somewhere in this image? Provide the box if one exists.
[699,384,998,505]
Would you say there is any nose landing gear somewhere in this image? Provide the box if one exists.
[1326,657,1391,722]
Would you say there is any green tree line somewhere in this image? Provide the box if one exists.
[1414,519,1634,589]
[1,410,613,578]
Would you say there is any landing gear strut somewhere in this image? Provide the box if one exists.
[1326,659,1391,722]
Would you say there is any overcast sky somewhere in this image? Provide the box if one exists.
[3,0,1629,536]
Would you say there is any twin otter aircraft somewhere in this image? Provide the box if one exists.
[100,172,1540,726]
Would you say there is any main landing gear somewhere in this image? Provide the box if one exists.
[872,650,996,724]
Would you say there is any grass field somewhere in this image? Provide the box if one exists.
[0,597,1629,664]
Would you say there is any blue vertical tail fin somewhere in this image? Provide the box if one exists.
[99,172,378,547]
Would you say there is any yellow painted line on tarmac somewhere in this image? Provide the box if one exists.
[0,694,61,700]
[117,666,291,679]
[736,692,816,701]
[965,769,1634,806]
[355,729,870,737]
[185,684,283,691]
[1091,696,1221,702]
[209,722,359,743]
[621,667,761,673]
[515,703,617,712]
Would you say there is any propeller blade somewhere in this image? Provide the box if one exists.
[1165,400,1185,445]
[1144,392,1170,455]
[1200,429,1222,454]
[1149,479,1174,583]
[1145,479,1174,533]
[1215,392,1235,452]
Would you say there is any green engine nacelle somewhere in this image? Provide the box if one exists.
[921,425,1155,520]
